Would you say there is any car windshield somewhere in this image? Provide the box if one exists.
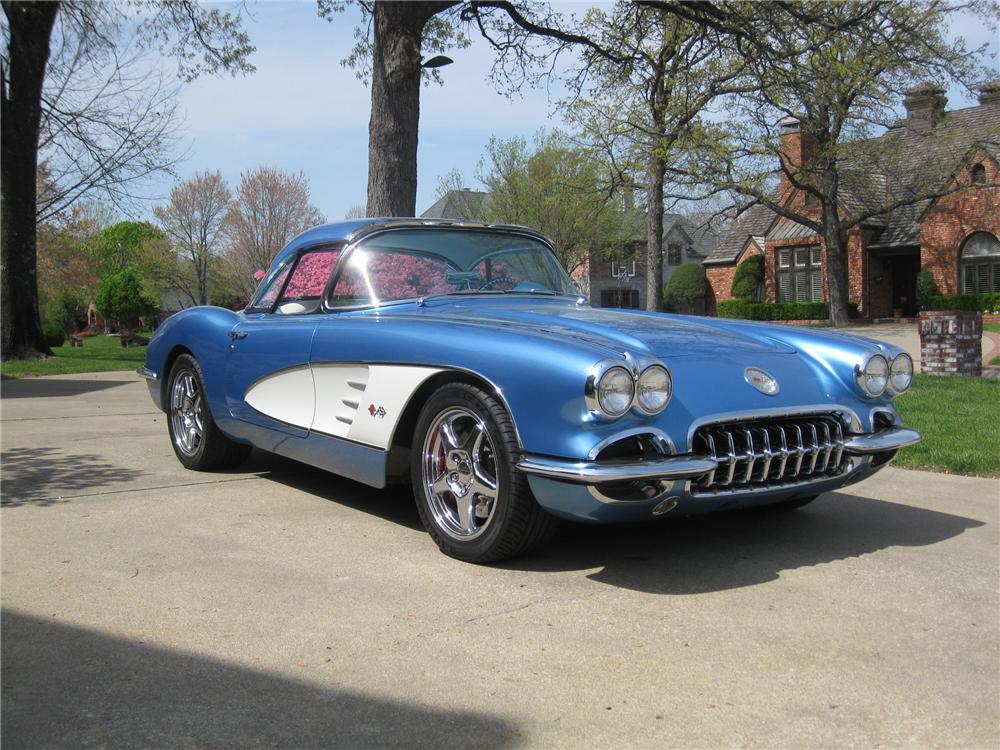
[326,228,577,308]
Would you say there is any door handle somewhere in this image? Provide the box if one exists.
[229,330,249,340]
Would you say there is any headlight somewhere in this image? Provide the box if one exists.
[636,365,672,414]
[889,353,913,394]
[597,366,635,417]
[857,354,889,397]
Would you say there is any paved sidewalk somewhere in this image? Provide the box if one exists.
[2,372,998,748]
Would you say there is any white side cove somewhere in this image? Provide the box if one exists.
[243,364,444,450]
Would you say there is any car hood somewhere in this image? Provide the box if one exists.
[410,298,796,358]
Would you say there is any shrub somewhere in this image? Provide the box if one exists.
[41,323,66,348]
[915,271,940,311]
[664,262,707,311]
[717,300,851,321]
[43,290,85,337]
[925,293,1000,312]
[95,268,160,336]
[730,255,765,301]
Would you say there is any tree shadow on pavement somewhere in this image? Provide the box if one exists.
[1,609,519,750]
[499,492,984,594]
[1,447,135,507]
[0,377,134,399]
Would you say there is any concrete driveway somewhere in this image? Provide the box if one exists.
[2,372,998,748]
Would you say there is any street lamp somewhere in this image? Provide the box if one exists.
[421,55,453,69]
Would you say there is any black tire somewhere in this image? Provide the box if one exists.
[167,354,251,471]
[411,383,559,563]
[755,494,820,513]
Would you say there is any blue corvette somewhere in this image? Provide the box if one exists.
[140,219,921,562]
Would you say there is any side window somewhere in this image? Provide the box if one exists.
[280,249,341,303]
[251,263,292,311]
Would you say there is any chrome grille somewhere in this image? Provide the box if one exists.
[692,414,849,495]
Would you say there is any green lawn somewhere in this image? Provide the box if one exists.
[985,322,1000,334]
[893,374,1000,477]
[1,334,147,379]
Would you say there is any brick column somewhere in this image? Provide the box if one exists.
[919,311,983,377]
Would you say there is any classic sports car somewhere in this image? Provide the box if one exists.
[140,219,921,562]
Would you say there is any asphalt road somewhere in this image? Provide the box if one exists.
[2,372,998,749]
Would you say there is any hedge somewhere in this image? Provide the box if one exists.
[925,293,1000,312]
[717,300,860,320]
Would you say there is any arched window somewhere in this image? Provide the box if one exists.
[960,232,1000,293]
[971,163,987,185]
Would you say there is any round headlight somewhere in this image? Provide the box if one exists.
[889,353,913,394]
[597,366,635,417]
[636,365,673,414]
[859,354,889,397]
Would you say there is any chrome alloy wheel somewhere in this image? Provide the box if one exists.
[421,407,501,541]
[170,370,204,457]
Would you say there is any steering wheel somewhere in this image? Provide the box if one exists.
[479,276,516,291]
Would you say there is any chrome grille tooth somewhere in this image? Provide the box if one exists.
[757,427,773,481]
[792,424,805,477]
[776,425,790,479]
[701,432,717,487]
[818,421,832,473]
[833,420,845,469]
[805,423,820,474]
[723,430,736,486]
[743,428,756,484]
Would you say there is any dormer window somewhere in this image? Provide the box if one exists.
[971,163,987,185]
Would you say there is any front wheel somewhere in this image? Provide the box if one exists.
[167,354,250,471]
[411,383,558,563]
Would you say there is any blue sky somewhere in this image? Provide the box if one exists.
[144,0,998,222]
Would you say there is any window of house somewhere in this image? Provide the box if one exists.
[971,163,987,185]
[610,259,636,278]
[777,245,823,302]
[600,288,640,309]
[667,243,682,265]
[960,232,1000,294]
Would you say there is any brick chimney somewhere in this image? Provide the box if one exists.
[978,80,1000,106]
[778,116,819,199]
[903,83,947,129]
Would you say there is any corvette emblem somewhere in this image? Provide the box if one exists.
[368,404,387,418]
[745,367,779,396]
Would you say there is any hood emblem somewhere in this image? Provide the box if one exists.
[745,367,779,396]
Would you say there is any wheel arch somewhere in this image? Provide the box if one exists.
[160,344,195,409]
[389,369,522,457]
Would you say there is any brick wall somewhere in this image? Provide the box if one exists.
[920,152,1000,294]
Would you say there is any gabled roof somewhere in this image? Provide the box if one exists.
[704,202,777,264]
[420,189,490,220]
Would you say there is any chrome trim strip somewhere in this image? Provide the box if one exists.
[843,426,922,455]
[136,366,158,380]
[516,454,717,483]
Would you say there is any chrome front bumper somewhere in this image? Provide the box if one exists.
[517,426,921,484]
[136,365,163,411]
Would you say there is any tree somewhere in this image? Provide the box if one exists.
[222,167,326,302]
[43,289,85,337]
[92,221,166,278]
[664,261,707,312]
[2,1,61,358]
[318,1,624,217]
[1,0,254,360]
[731,254,764,301]
[479,132,626,274]
[154,172,232,307]
[562,2,747,311]
[692,0,995,324]
[94,267,159,338]
[36,203,107,307]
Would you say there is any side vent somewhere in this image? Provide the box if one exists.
[312,365,370,437]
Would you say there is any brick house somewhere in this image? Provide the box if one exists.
[705,82,1000,318]
[578,214,717,309]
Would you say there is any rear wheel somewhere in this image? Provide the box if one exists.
[411,383,558,563]
[167,354,250,471]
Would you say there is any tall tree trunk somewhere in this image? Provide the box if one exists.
[645,155,666,312]
[1,1,60,359]
[366,2,426,217]
[821,200,850,326]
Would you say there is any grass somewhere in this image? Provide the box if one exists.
[0,334,147,379]
[893,374,1000,477]
[985,322,1000,334]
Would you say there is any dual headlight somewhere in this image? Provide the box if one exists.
[587,360,673,418]
[856,352,913,398]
